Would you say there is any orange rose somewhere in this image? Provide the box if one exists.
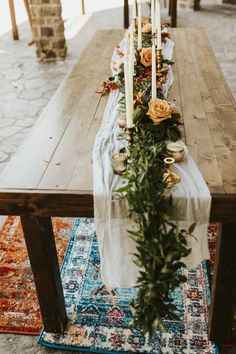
[141,16,149,24]
[142,23,152,34]
[147,99,173,124]
[140,47,152,67]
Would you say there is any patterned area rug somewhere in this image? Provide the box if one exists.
[0,216,74,334]
[39,218,218,353]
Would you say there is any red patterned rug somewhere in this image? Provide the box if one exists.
[0,216,75,335]
[0,217,218,335]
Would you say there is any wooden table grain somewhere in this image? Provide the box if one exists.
[0,29,235,344]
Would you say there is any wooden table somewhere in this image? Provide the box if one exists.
[0,29,235,345]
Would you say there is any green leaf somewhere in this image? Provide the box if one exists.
[115,186,129,193]
[188,223,196,234]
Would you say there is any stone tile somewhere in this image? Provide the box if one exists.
[20,90,43,100]
[0,119,15,128]
[7,68,22,82]
[30,97,50,108]
[0,150,10,164]
[15,118,36,128]
[24,78,50,90]
[2,99,38,119]
[0,126,22,139]
[0,334,37,354]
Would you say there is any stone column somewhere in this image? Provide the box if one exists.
[28,0,67,61]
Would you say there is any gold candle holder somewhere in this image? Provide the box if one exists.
[166,142,185,162]
[157,48,162,70]
[162,157,181,187]
[111,152,127,175]
[126,125,135,145]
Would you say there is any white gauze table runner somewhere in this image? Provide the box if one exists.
[93,32,211,289]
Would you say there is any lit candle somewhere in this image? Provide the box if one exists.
[156,0,162,49]
[133,0,137,20]
[151,0,155,35]
[152,43,157,100]
[137,0,142,50]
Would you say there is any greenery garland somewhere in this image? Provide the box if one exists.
[101,22,195,335]
[117,106,194,334]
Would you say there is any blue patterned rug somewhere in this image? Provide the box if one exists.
[38,218,218,353]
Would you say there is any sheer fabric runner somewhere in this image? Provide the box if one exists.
[93,32,211,288]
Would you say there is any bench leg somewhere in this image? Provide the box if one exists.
[21,215,67,333]
[124,0,129,29]
[209,222,236,344]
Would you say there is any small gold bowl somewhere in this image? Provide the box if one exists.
[111,152,127,175]
[166,142,185,162]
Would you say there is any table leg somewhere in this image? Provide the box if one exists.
[209,222,236,343]
[124,0,129,29]
[169,0,172,16]
[21,215,67,333]
[8,0,19,40]
[81,0,85,15]
[23,0,34,45]
[170,0,177,28]
[194,0,201,10]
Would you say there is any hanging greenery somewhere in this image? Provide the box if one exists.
[117,103,194,334]
[98,26,195,335]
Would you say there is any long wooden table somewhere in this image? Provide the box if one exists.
[0,29,235,345]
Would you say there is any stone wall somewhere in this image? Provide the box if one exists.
[28,0,67,61]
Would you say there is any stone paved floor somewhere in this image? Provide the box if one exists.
[0,3,235,354]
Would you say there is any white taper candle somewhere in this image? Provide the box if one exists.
[124,58,132,128]
[156,0,162,49]
[151,0,155,35]
[133,0,137,20]
[137,0,142,49]
[128,27,134,128]
[152,43,157,100]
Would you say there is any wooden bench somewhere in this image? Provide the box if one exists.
[0,29,235,345]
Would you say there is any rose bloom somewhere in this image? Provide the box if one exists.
[141,16,149,24]
[147,99,173,124]
[140,47,152,67]
[142,23,152,33]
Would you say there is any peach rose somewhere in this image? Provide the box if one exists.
[141,16,149,24]
[140,47,152,67]
[147,99,173,123]
[142,23,152,33]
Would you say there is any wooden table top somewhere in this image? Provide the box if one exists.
[0,28,235,216]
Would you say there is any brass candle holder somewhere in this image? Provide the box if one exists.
[157,48,162,70]
[162,157,181,187]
